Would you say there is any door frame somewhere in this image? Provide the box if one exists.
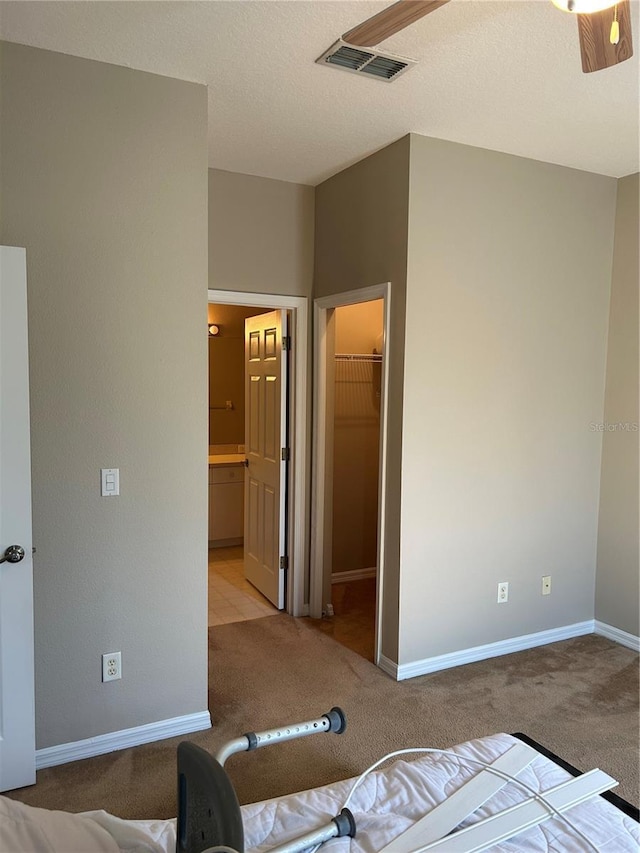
[208,289,308,618]
[310,283,391,666]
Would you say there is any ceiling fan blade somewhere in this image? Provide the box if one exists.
[343,0,450,48]
[577,0,633,72]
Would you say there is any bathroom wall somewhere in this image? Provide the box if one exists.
[332,301,384,576]
[207,304,270,447]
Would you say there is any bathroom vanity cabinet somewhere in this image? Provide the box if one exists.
[208,459,244,547]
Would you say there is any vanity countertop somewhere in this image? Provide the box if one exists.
[208,453,246,467]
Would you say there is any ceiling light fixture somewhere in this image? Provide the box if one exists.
[552,0,623,46]
[551,0,616,12]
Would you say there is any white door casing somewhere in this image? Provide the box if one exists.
[244,310,287,609]
[207,290,307,619]
[311,283,392,666]
[0,246,36,791]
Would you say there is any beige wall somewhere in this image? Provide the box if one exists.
[0,42,209,748]
[209,169,314,297]
[335,300,385,355]
[332,301,383,575]
[400,134,617,664]
[315,137,410,661]
[595,173,640,636]
[208,169,315,604]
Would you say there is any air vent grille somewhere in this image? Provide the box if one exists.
[327,45,376,71]
[316,40,415,82]
[361,55,409,79]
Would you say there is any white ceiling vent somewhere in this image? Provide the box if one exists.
[316,40,416,82]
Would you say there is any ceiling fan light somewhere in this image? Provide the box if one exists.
[551,0,617,13]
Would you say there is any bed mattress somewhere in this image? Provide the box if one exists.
[238,733,639,852]
[1,733,638,852]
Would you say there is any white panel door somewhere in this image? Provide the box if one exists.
[0,246,36,791]
[244,310,287,609]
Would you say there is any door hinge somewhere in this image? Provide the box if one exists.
[280,555,289,571]
[282,335,291,352]
[281,447,290,462]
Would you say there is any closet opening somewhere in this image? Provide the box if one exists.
[310,284,391,666]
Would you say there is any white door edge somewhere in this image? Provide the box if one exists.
[0,245,36,791]
[243,309,285,608]
[311,283,392,667]
[278,310,288,604]
[208,290,308,618]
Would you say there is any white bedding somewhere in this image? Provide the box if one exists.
[1,733,638,853]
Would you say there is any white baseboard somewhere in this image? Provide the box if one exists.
[377,654,398,679]
[331,568,376,584]
[594,620,640,652]
[394,621,595,682]
[36,710,212,770]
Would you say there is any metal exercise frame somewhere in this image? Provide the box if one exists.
[176,707,354,853]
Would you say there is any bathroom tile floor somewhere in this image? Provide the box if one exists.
[208,546,279,627]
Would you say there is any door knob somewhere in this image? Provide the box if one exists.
[0,545,25,564]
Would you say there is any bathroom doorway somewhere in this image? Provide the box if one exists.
[310,284,391,665]
[207,290,309,627]
[207,303,277,626]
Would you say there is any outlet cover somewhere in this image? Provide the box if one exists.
[102,651,122,682]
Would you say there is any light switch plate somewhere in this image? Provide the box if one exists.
[101,468,120,497]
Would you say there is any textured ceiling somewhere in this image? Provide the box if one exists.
[1,0,638,185]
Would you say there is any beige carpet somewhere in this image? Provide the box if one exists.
[6,615,639,821]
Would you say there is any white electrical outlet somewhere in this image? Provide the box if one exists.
[542,575,552,595]
[497,582,509,603]
[102,651,122,682]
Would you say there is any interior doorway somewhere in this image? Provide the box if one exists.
[310,284,391,666]
[207,290,308,625]
[207,303,278,626]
